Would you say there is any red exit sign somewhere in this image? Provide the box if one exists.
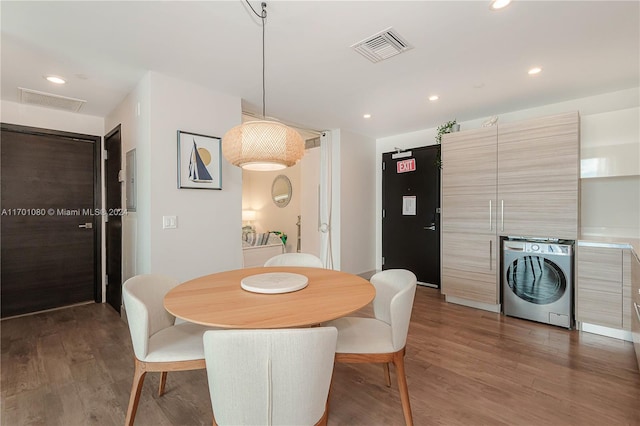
[397,158,416,173]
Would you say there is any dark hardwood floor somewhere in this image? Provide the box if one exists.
[2,286,639,425]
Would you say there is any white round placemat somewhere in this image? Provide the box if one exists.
[240,272,309,294]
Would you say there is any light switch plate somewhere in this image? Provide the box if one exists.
[163,215,177,229]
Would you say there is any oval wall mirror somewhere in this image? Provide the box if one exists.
[271,175,292,208]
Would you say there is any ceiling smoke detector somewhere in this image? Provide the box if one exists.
[351,27,413,63]
[18,87,86,112]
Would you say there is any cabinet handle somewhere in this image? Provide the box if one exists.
[489,240,492,271]
[489,200,492,231]
[500,200,504,232]
[635,302,640,322]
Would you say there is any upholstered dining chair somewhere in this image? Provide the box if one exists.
[325,269,417,426]
[264,252,324,268]
[203,327,338,426]
[122,274,210,426]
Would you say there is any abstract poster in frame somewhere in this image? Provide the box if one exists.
[177,130,222,190]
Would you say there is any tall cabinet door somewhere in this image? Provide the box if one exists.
[497,111,579,239]
[441,232,498,304]
[441,126,498,304]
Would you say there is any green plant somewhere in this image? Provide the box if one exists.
[435,119,458,144]
[434,119,457,169]
[272,231,287,245]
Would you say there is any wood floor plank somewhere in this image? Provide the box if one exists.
[1,287,639,425]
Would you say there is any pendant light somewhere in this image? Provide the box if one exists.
[222,1,304,171]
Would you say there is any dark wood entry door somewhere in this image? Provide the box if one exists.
[105,126,122,313]
[382,145,441,287]
[1,124,101,317]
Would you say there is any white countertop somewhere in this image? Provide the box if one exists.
[577,234,639,259]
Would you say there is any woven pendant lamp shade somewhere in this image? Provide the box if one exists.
[222,120,304,171]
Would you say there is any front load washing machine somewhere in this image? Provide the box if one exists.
[503,238,574,329]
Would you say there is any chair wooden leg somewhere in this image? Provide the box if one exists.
[158,371,168,396]
[324,368,335,424]
[314,407,329,426]
[383,362,391,387]
[393,351,413,426]
[125,359,147,426]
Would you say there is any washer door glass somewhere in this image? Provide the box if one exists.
[505,255,566,305]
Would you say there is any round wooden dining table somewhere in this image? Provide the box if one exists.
[164,266,375,328]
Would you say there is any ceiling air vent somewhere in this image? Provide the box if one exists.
[305,137,320,150]
[351,27,413,63]
[18,87,86,112]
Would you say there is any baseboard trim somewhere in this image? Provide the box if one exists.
[1,301,94,321]
[445,295,501,313]
[357,270,378,280]
[579,322,633,342]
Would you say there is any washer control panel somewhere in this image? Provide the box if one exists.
[503,239,573,256]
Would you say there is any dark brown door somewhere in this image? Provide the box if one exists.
[382,145,441,287]
[105,125,122,313]
[1,124,101,317]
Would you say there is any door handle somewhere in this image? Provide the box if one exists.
[78,222,93,229]
[423,224,436,231]
[489,200,492,231]
[489,240,492,271]
[634,302,640,321]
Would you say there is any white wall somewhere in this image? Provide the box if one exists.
[338,130,377,275]
[376,87,640,269]
[1,100,104,136]
[148,72,243,281]
[300,146,321,257]
[242,164,301,253]
[105,75,152,282]
[106,72,243,286]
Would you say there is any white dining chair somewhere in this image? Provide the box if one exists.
[122,274,210,426]
[325,269,417,426]
[264,252,324,268]
[203,327,338,426]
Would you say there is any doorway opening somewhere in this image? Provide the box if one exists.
[105,125,122,313]
[240,113,325,262]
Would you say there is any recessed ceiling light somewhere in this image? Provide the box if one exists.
[490,0,512,10]
[45,75,66,84]
[363,114,371,119]
[528,67,542,75]
[428,95,439,101]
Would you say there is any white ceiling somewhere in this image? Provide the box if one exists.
[1,1,638,139]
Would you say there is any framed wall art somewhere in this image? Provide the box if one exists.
[177,130,222,190]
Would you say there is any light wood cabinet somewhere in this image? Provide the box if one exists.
[631,250,640,369]
[576,246,631,330]
[441,127,498,304]
[497,112,579,239]
[441,233,497,304]
[622,251,632,331]
[441,126,497,194]
[440,112,579,307]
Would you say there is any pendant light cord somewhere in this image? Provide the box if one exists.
[245,1,267,119]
